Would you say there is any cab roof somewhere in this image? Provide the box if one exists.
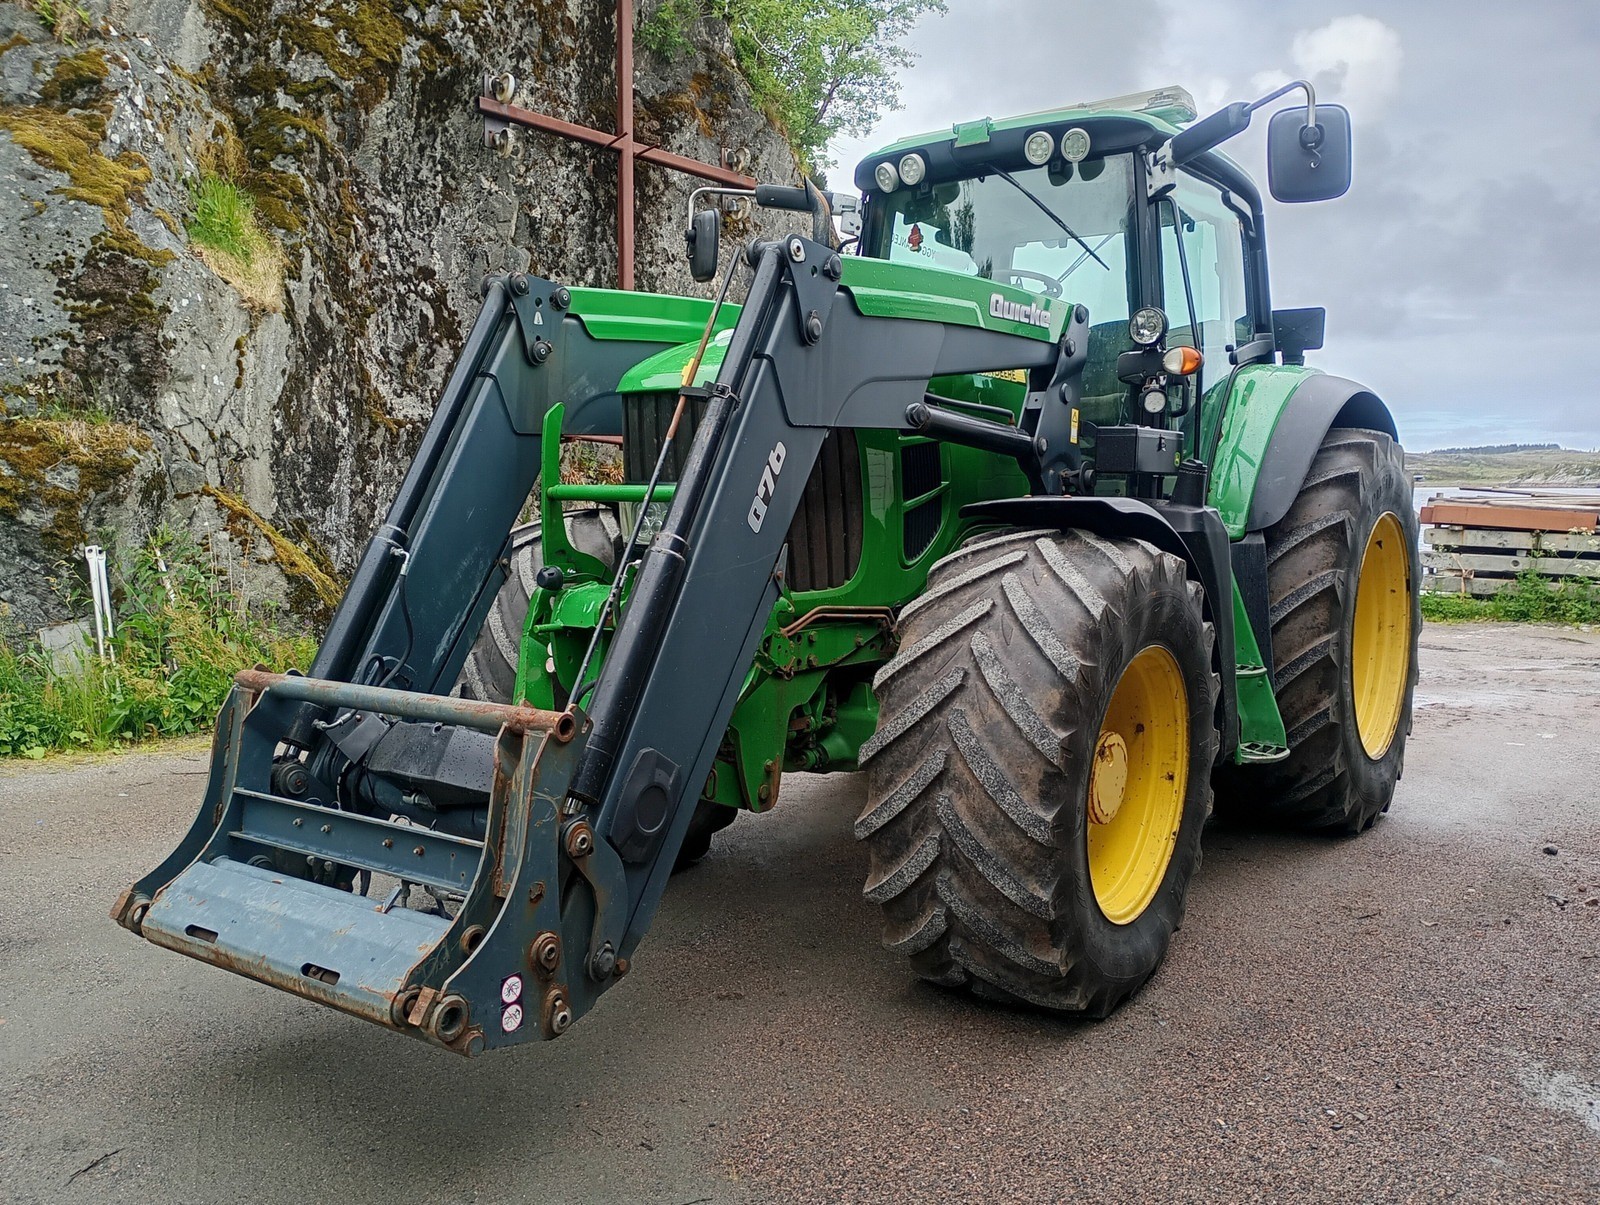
[850,85,1257,198]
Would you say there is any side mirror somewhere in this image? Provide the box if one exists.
[686,207,720,283]
[1267,103,1352,203]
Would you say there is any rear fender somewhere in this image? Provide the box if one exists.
[1209,368,1398,537]
[960,496,1238,760]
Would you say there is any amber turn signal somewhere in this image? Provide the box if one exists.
[1162,346,1203,377]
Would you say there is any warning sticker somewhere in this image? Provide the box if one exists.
[501,974,523,1005]
[501,1003,524,1033]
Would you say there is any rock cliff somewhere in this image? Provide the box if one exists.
[0,0,799,632]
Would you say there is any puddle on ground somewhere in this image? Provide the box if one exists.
[1519,1062,1600,1136]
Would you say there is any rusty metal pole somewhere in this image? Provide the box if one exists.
[616,0,635,290]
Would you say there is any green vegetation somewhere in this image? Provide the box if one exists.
[640,0,945,166]
[1431,443,1560,455]
[1422,570,1600,625]
[186,171,285,309]
[187,172,262,260]
[1409,446,1600,487]
[23,0,92,46]
[0,531,316,759]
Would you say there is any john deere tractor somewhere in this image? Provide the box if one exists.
[114,81,1418,1053]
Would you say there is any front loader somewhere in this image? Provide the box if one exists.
[115,82,1419,1053]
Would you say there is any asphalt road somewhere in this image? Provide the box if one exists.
[2,622,1598,1204]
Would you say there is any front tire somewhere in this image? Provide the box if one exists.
[454,508,621,703]
[1234,427,1420,833]
[857,529,1219,1016]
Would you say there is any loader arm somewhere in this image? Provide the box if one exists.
[114,240,1076,1054]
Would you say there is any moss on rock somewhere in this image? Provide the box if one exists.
[0,417,149,552]
[38,47,108,106]
[202,483,343,616]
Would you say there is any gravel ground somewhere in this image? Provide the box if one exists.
[1,621,1597,1204]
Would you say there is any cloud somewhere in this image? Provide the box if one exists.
[1289,15,1404,112]
[824,1,1600,448]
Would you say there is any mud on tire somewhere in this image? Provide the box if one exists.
[857,529,1219,1016]
[1224,428,1420,834]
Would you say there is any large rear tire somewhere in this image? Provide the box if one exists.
[1232,427,1420,833]
[858,529,1219,1016]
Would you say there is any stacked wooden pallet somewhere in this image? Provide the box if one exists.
[1421,491,1600,596]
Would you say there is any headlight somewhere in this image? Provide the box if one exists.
[1060,127,1091,163]
[898,153,926,187]
[1129,307,1168,346]
[1023,130,1054,166]
[874,161,900,192]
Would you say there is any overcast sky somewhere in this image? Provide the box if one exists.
[826,2,1600,451]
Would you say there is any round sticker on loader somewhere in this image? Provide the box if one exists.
[501,974,523,1005]
[501,1002,524,1033]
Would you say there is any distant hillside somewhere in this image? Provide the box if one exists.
[1429,443,1560,455]
[1407,447,1600,486]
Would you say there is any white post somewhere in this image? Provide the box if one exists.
[94,547,115,644]
[84,545,107,659]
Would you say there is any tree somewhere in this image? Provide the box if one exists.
[642,0,945,167]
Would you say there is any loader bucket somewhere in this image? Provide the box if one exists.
[112,671,606,1055]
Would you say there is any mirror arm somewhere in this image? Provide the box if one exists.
[1158,78,1322,181]
[686,185,755,232]
[1245,78,1317,138]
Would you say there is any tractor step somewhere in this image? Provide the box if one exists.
[1234,740,1291,763]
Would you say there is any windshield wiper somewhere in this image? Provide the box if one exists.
[1056,234,1118,285]
[987,165,1109,271]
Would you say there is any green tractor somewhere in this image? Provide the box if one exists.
[115,81,1418,1052]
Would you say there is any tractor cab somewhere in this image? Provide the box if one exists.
[849,84,1350,476]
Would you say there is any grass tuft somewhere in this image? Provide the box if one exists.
[186,172,284,310]
[0,530,316,759]
[1422,569,1600,625]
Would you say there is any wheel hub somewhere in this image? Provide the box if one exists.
[1086,645,1189,925]
[1088,731,1129,825]
[1351,511,1412,759]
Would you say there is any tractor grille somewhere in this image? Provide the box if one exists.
[623,392,707,482]
[785,429,863,592]
[621,391,863,593]
[900,440,945,561]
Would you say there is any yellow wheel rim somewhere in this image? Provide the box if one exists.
[1351,511,1412,759]
[1087,646,1189,925]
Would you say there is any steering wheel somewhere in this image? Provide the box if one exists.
[1003,269,1064,299]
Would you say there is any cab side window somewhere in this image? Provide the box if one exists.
[1159,176,1251,382]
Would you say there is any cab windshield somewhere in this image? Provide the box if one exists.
[868,155,1139,417]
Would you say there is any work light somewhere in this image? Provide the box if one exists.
[1023,130,1055,165]
[898,153,927,187]
[874,161,900,192]
[1060,127,1091,163]
[1130,307,1168,346]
